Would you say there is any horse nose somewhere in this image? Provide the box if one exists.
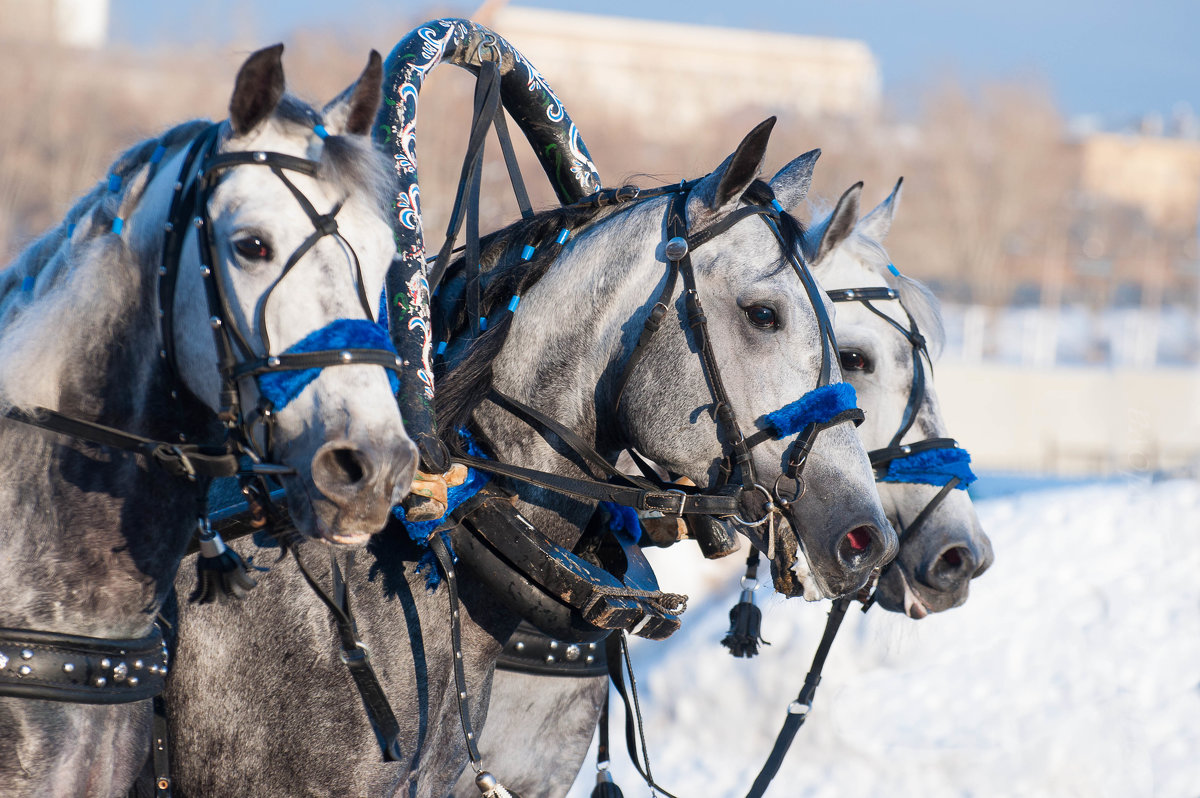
[919,543,980,592]
[311,439,407,507]
[834,523,893,573]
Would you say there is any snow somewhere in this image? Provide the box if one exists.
[566,478,1200,798]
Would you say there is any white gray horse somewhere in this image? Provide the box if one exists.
[451,177,995,798]
[155,119,894,797]
[0,46,417,797]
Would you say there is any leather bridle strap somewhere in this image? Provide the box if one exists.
[290,547,403,761]
[1,406,237,480]
[449,449,742,516]
[745,596,851,798]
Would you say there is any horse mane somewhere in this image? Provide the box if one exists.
[0,95,396,412]
[433,200,626,438]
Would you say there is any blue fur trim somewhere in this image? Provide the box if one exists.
[880,447,976,489]
[256,319,399,409]
[392,432,490,590]
[759,383,858,438]
[313,124,329,140]
[600,501,642,545]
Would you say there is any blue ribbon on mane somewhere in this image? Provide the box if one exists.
[880,447,976,489]
[256,319,400,410]
[757,382,858,438]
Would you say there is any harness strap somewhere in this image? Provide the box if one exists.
[606,632,680,798]
[869,437,960,469]
[449,450,742,516]
[290,547,403,761]
[1,406,238,480]
[151,695,173,797]
[745,596,851,798]
[486,390,656,491]
[429,532,485,770]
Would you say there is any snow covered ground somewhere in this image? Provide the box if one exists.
[566,477,1200,798]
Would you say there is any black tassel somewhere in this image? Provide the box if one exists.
[189,519,258,604]
[591,769,625,798]
[721,587,768,658]
[474,771,521,798]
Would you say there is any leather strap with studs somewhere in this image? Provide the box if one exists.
[495,621,609,677]
[0,625,168,704]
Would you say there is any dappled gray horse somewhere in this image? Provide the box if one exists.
[453,176,995,798]
[159,118,894,797]
[0,46,417,797]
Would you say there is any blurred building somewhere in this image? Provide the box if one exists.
[0,0,108,48]
[485,5,881,130]
[1081,131,1200,232]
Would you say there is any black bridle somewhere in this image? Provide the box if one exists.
[446,179,863,541]
[742,280,971,798]
[0,120,401,706]
[825,283,965,603]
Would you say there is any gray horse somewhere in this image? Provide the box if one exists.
[451,177,995,798]
[0,46,417,797]
[156,120,893,797]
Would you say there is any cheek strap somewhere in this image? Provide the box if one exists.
[253,318,401,410]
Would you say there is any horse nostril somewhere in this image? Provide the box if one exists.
[941,546,963,568]
[837,525,878,569]
[312,443,375,499]
[846,527,871,551]
[330,448,365,485]
[925,545,977,590]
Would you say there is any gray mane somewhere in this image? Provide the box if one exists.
[434,199,625,435]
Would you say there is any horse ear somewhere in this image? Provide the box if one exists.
[768,148,820,211]
[322,50,384,137]
[804,182,862,266]
[230,44,286,136]
[856,177,903,243]
[689,117,776,224]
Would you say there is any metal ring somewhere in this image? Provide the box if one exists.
[773,473,806,508]
[732,483,774,527]
[739,576,759,590]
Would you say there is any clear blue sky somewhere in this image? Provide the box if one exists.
[109,0,1198,125]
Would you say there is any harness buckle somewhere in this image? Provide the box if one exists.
[641,489,687,516]
[339,640,371,665]
[153,445,198,482]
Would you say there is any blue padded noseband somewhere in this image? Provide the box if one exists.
[256,319,400,410]
[879,446,975,489]
[757,383,859,439]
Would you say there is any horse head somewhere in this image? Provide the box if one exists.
[612,120,895,599]
[167,46,418,544]
[802,178,994,615]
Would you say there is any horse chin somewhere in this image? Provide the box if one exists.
[873,566,966,619]
[282,478,388,547]
[764,530,828,601]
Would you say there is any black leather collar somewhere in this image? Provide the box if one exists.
[496,621,608,677]
[0,625,168,704]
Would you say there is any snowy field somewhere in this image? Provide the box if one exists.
[566,477,1200,798]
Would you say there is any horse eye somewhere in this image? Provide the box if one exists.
[233,235,273,262]
[745,305,777,329]
[840,350,871,372]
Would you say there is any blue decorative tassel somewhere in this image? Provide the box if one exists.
[758,383,857,439]
[256,319,399,410]
[881,447,976,488]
